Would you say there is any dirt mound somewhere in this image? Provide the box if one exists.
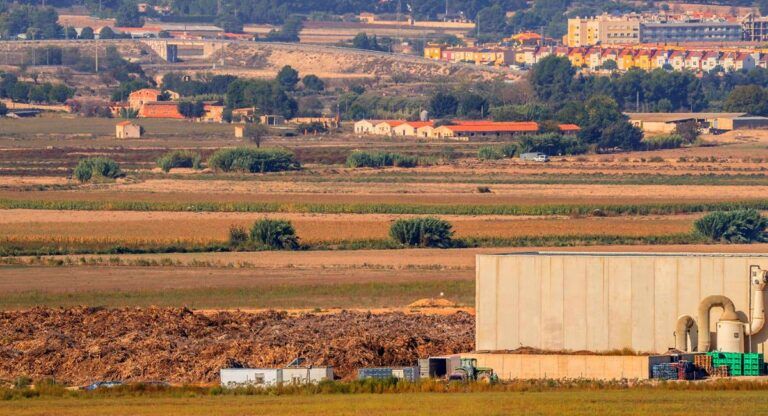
[0,307,473,385]
[408,298,457,308]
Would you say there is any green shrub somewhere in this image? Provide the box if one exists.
[694,209,768,243]
[500,143,519,158]
[207,148,299,173]
[228,225,248,246]
[392,154,418,168]
[157,150,202,172]
[250,219,300,249]
[389,217,454,248]
[477,186,492,193]
[346,151,420,168]
[644,134,684,150]
[519,133,587,155]
[477,146,503,160]
[73,157,122,182]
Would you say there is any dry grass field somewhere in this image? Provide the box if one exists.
[4,390,768,416]
[0,209,696,244]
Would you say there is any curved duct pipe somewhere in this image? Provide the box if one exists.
[697,295,740,353]
[674,315,695,352]
[746,267,768,337]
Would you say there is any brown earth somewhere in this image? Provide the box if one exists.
[0,307,474,384]
[0,266,470,294]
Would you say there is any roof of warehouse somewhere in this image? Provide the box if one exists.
[483,252,768,257]
[625,112,746,122]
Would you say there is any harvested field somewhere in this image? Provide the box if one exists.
[0,307,474,384]
[0,209,696,243]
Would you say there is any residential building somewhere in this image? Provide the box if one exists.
[423,44,444,60]
[353,120,377,134]
[639,22,742,43]
[115,121,141,139]
[742,14,768,42]
[566,14,641,47]
[128,88,162,110]
[200,104,224,123]
[392,121,434,136]
[138,102,184,119]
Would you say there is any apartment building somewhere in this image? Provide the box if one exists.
[639,21,742,43]
[566,14,641,47]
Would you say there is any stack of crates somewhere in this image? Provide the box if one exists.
[743,353,764,376]
[652,361,696,380]
[693,354,713,375]
[652,363,679,380]
[712,366,730,377]
[708,352,743,376]
[707,352,765,377]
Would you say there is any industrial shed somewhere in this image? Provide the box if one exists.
[626,112,751,134]
[475,252,768,355]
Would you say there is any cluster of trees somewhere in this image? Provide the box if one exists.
[73,157,123,183]
[207,147,299,173]
[350,33,389,52]
[0,72,74,104]
[223,66,319,118]
[162,73,237,97]
[0,5,61,39]
[695,209,768,244]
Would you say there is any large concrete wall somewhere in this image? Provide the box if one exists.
[476,252,768,354]
[464,353,669,380]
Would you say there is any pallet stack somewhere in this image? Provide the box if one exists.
[652,361,696,380]
[693,354,713,375]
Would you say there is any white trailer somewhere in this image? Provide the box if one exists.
[220,368,282,388]
[282,367,334,384]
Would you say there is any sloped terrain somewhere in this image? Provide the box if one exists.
[0,307,474,385]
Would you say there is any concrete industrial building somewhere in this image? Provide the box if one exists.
[625,112,768,134]
[475,252,768,356]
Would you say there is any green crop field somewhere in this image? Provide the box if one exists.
[3,390,768,416]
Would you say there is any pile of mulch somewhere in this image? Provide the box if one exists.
[0,307,474,385]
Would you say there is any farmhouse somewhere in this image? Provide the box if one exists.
[115,121,141,139]
[138,102,184,119]
[128,88,162,110]
[392,121,434,136]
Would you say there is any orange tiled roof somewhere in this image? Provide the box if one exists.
[445,121,539,133]
[115,120,136,126]
[558,124,580,132]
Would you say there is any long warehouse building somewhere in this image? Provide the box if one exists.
[476,252,768,355]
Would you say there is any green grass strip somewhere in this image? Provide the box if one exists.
[0,234,708,257]
[2,198,768,216]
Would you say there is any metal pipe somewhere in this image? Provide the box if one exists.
[674,315,695,352]
[697,295,740,353]
[745,266,768,337]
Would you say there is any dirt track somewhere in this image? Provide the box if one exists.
[0,307,474,384]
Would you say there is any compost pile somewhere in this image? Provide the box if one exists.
[0,307,474,384]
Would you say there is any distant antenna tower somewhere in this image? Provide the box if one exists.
[445,0,449,17]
